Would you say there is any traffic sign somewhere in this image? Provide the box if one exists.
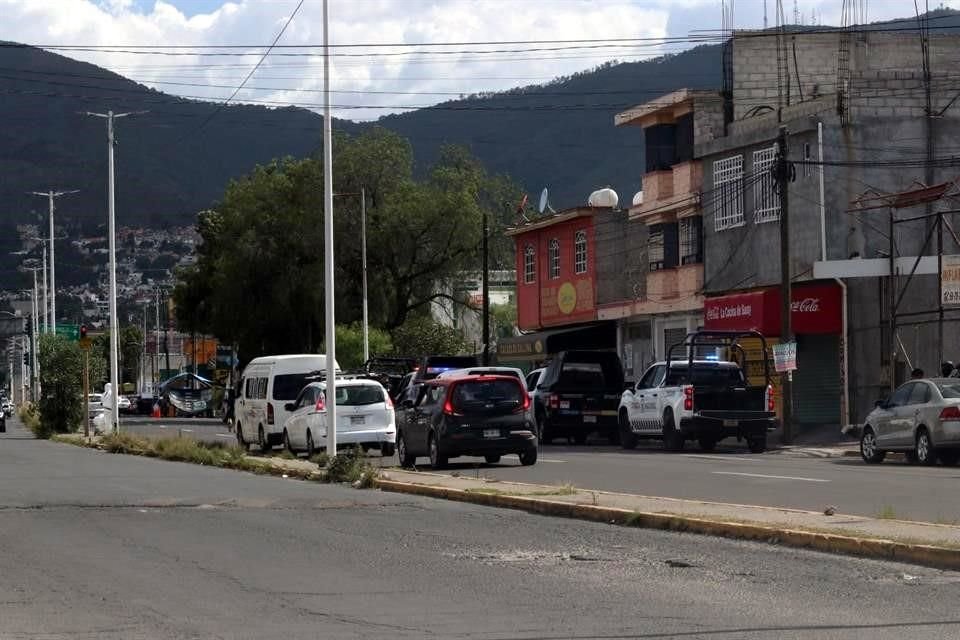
[55,324,80,341]
[79,337,92,350]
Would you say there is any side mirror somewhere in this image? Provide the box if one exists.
[285,402,295,411]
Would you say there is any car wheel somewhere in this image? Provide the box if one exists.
[236,422,246,448]
[915,428,936,466]
[698,437,718,452]
[859,427,886,464]
[397,432,416,468]
[428,433,447,470]
[619,410,638,450]
[484,454,501,465]
[938,449,960,466]
[519,448,537,466]
[305,430,316,458]
[381,442,396,458]
[258,426,270,454]
[747,435,767,454]
[662,413,684,451]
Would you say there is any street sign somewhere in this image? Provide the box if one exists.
[772,342,798,373]
[54,324,80,341]
[941,255,960,306]
[79,337,92,350]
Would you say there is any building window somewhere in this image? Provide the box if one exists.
[680,216,702,264]
[548,238,560,279]
[523,244,536,284]
[648,225,665,271]
[649,223,679,271]
[753,146,780,223]
[803,142,812,178]
[713,154,744,231]
[574,230,587,274]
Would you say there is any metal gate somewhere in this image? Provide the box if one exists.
[792,334,841,427]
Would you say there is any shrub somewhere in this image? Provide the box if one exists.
[326,447,378,485]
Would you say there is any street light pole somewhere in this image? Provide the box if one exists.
[29,190,77,333]
[361,187,369,363]
[87,110,133,433]
[322,0,338,454]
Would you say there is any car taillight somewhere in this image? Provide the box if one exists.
[767,384,775,412]
[315,393,326,412]
[940,406,960,421]
[683,385,694,411]
[523,392,531,411]
[549,394,559,409]
[267,402,274,425]
[443,397,455,415]
[384,394,393,409]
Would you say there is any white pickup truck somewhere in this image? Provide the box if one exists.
[618,331,777,453]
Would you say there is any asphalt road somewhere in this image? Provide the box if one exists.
[2,417,960,639]
[121,419,960,523]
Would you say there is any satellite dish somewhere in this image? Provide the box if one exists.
[538,187,555,215]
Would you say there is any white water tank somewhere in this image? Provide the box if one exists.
[632,190,644,206]
[587,187,619,208]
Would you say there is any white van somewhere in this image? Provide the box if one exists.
[236,354,340,452]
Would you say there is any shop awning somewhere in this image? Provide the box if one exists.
[496,322,616,362]
[704,282,842,335]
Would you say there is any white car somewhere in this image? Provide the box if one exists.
[116,396,132,412]
[281,378,396,457]
[87,393,104,416]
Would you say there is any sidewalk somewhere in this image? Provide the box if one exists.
[376,467,960,570]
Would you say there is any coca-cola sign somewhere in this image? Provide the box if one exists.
[705,283,842,335]
[791,297,820,313]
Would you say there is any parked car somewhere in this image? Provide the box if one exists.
[436,366,535,429]
[117,395,133,413]
[281,378,396,456]
[396,373,537,469]
[860,377,960,466]
[398,355,480,405]
[2,401,14,417]
[87,393,104,418]
[619,331,776,453]
[535,351,624,445]
[236,354,341,452]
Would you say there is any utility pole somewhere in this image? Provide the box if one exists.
[322,0,338,454]
[481,208,490,366]
[87,110,134,433]
[30,190,77,334]
[361,187,369,363]
[155,287,161,390]
[776,125,794,444]
[24,267,42,401]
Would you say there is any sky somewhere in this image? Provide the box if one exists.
[0,0,955,121]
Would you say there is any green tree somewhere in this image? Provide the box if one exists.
[174,130,517,363]
[390,316,468,358]
[491,301,517,340]
[323,323,394,370]
[37,334,106,437]
[91,325,144,391]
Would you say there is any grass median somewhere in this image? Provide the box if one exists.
[52,431,379,486]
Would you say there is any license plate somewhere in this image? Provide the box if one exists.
[350,416,366,425]
[483,428,500,439]
[723,419,738,427]
[583,415,597,424]
[559,401,571,409]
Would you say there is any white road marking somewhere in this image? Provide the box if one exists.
[215,434,234,439]
[713,471,830,483]
[537,458,568,463]
[158,425,167,429]
[684,454,762,463]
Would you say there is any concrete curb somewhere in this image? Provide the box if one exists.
[373,478,960,571]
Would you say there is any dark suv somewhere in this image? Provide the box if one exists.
[396,374,537,469]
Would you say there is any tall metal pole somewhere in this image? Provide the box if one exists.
[322,0,338,454]
[48,194,56,332]
[776,125,794,444]
[482,208,490,365]
[155,287,161,390]
[87,110,132,433]
[31,273,39,402]
[41,242,48,333]
[361,187,369,363]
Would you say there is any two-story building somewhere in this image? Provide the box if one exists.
[497,193,643,371]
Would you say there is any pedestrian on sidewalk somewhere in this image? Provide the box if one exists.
[941,361,956,378]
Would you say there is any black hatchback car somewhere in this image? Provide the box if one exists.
[396,374,537,469]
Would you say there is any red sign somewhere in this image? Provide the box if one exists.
[704,282,842,335]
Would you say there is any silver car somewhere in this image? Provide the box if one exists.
[860,378,960,465]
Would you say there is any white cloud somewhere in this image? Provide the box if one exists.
[0,0,945,121]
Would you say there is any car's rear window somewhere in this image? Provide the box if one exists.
[665,366,745,387]
[451,379,523,412]
[938,383,960,399]
[559,362,606,388]
[273,374,311,401]
[333,385,385,406]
